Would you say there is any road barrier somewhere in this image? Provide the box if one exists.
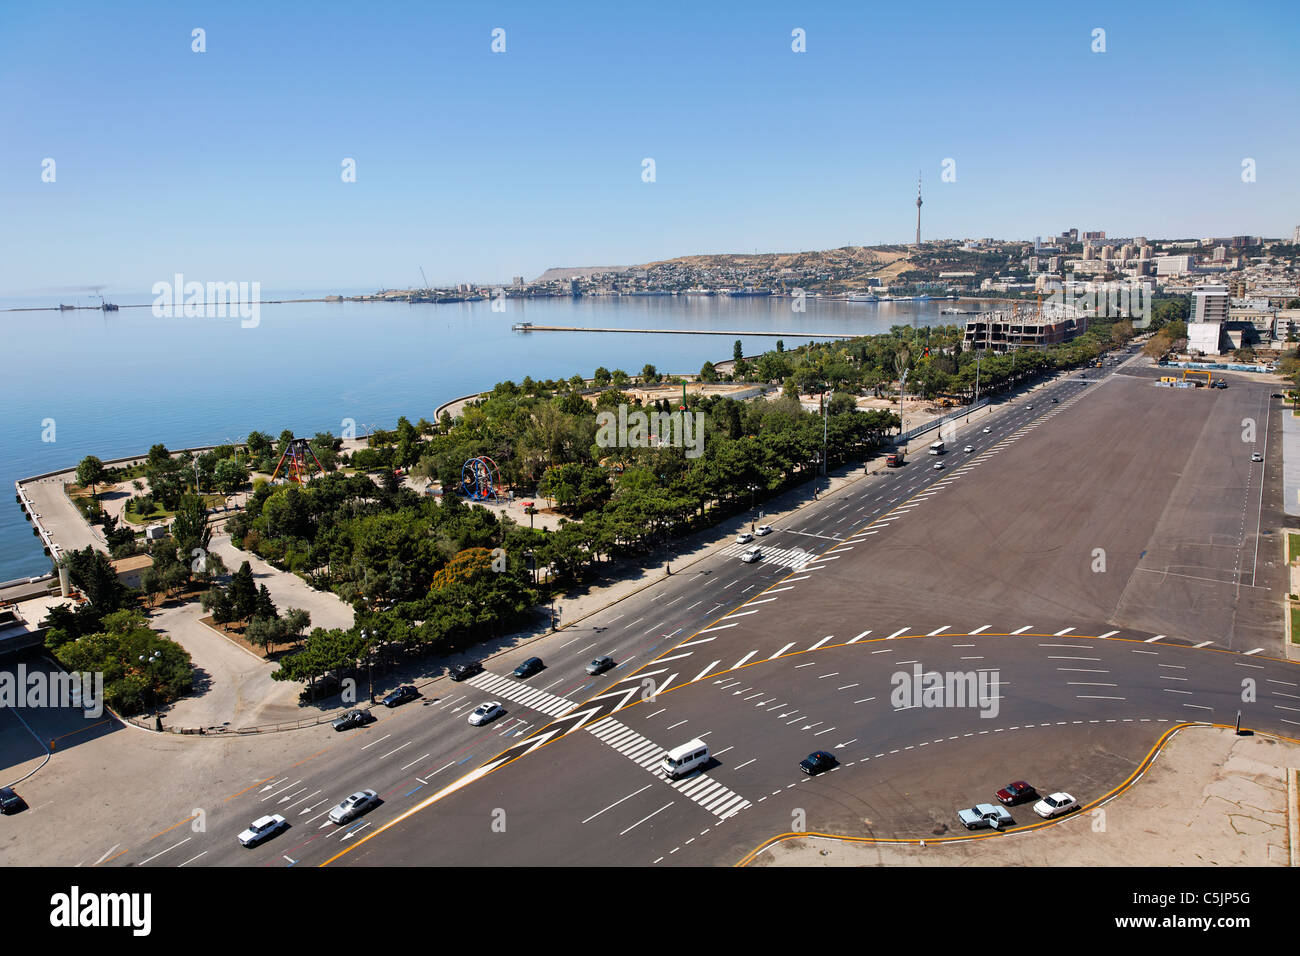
[897,400,988,445]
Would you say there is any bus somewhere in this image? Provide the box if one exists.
[928,440,945,455]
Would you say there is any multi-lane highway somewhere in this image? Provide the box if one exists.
[21,346,1293,869]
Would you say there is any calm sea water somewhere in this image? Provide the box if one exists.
[0,291,958,580]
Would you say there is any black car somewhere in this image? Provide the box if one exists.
[513,657,544,679]
[0,787,26,814]
[799,751,838,775]
[381,685,418,707]
[448,661,484,682]
[331,709,374,731]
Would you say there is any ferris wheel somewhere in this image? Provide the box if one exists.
[460,455,503,501]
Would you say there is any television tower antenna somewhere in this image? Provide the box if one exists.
[915,171,923,247]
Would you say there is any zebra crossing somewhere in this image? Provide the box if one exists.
[586,717,752,820]
[467,670,577,718]
[719,540,818,569]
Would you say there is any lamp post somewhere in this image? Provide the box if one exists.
[138,649,162,729]
[360,628,374,704]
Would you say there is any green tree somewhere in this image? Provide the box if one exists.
[76,456,107,498]
[733,340,743,361]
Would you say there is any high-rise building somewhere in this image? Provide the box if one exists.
[1083,242,1095,260]
[1082,230,1105,241]
[1119,244,1134,260]
[1191,284,1229,324]
[1048,256,1061,273]
[1100,246,1113,260]
[1134,236,1148,247]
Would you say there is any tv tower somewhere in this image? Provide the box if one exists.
[914,171,922,247]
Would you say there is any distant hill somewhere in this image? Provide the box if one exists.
[532,265,631,283]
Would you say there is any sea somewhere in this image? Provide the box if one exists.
[0,290,963,581]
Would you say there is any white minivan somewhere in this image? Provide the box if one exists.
[660,738,709,779]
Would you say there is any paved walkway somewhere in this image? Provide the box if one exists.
[21,473,103,556]
[207,535,355,631]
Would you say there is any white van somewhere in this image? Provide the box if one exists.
[659,738,709,779]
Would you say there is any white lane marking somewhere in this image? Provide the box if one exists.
[927,625,949,636]
[1098,630,1119,638]
[1193,641,1214,648]
[1011,625,1033,635]
[1244,648,1264,656]
[137,837,191,867]
[1145,635,1165,643]
[848,630,872,643]
[769,642,796,659]
[886,628,908,639]
[699,623,738,634]
[969,625,991,634]
[677,636,717,648]
[809,635,834,650]
[733,651,757,668]
[692,660,721,682]
[1054,627,1076,636]
[620,802,675,836]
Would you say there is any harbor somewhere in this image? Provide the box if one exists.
[510,322,847,337]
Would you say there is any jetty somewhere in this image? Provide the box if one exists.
[510,323,846,338]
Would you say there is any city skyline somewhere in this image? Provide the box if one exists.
[2,0,1297,291]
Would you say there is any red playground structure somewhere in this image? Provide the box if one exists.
[269,437,326,484]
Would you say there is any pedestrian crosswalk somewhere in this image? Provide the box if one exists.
[586,717,751,820]
[719,541,818,569]
[467,670,577,717]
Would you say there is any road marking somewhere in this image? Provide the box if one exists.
[927,625,949,636]
[620,802,674,836]
[699,623,738,634]
[969,625,991,634]
[1053,627,1076,636]
[1098,630,1119,638]
[692,660,721,682]
[137,837,190,867]
[400,754,431,771]
[1244,648,1265,656]
[1145,635,1165,643]
[1193,641,1214,648]
[809,635,834,650]
[848,630,871,643]
[769,642,796,659]
[733,651,758,668]
[677,636,717,649]
[886,627,908,639]
[1011,625,1033,634]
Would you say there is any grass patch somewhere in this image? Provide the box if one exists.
[1292,603,1300,644]
[1290,532,1300,564]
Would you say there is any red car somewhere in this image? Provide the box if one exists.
[995,781,1038,806]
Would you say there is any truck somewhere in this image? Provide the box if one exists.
[886,449,905,467]
[928,440,945,455]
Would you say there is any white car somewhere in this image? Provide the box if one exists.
[933,462,944,471]
[468,701,505,726]
[736,532,754,544]
[328,789,379,824]
[963,444,974,453]
[1251,452,1263,462]
[238,814,288,847]
[1033,791,1079,819]
[754,525,772,536]
[982,426,991,433]
[741,546,762,563]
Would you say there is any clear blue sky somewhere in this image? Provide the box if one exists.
[2,0,1297,293]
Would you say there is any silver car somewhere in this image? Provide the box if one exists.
[468,701,505,726]
[957,803,1014,830]
[328,789,379,824]
[238,814,288,846]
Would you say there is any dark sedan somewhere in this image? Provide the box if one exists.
[331,709,374,731]
[0,787,25,814]
[995,780,1039,806]
[448,661,484,682]
[799,751,838,775]
[513,657,544,679]
[381,685,418,707]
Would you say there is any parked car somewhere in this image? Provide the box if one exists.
[799,751,838,775]
[736,532,754,544]
[1251,452,1263,462]
[957,803,1014,830]
[447,661,484,682]
[0,787,26,814]
[586,656,615,675]
[381,685,418,708]
[299,674,341,703]
[513,657,544,679]
[995,781,1039,806]
[1033,792,1079,819]
[963,444,974,453]
[754,525,772,536]
[328,789,379,824]
[741,546,762,563]
[238,814,288,847]
[468,701,505,726]
[331,709,374,732]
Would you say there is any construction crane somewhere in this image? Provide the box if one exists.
[419,267,430,292]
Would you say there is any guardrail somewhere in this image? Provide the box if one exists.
[896,399,988,444]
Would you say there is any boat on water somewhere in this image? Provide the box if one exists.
[101,302,119,312]
[58,304,75,310]
[726,288,771,297]
[846,293,878,302]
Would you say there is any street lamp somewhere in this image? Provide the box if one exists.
[138,649,162,728]
[360,628,374,703]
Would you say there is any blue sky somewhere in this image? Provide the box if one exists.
[1,0,1297,293]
